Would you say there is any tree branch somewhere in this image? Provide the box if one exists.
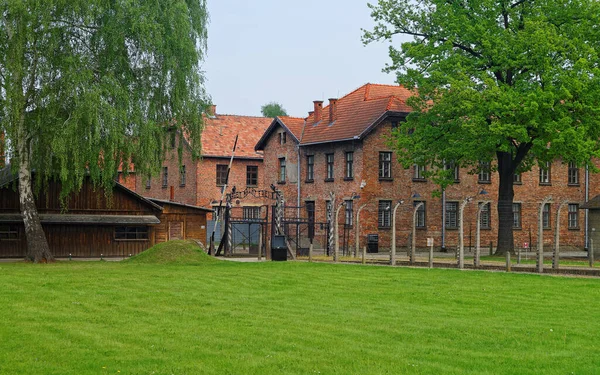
[510,0,528,9]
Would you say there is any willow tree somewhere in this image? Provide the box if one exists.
[364,0,600,254]
[0,0,208,262]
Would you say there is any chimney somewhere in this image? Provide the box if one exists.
[209,104,217,117]
[170,186,174,201]
[313,101,323,123]
[328,98,338,123]
[307,111,314,121]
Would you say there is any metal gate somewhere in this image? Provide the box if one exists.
[227,205,269,257]
[273,205,330,257]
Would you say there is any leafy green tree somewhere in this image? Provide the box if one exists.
[0,0,209,262]
[261,102,288,118]
[364,0,600,254]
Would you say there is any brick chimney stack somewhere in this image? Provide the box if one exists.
[307,111,314,120]
[328,98,338,123]
[209,104,217,117]
[313,101,323,123]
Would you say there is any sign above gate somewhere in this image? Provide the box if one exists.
[227,187,279,201]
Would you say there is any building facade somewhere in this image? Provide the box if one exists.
[257,83,598,252]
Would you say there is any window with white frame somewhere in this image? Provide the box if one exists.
[478,161,491,183]
[568,162,579,185]
[513,203,521,229]
[378,200,392,228]
[414,201,426,228]
[345,200,353,226]
[539,162,551,184]
[345,152,354,179]
[543,203,551,229]
[568,204,579,229]
[379,152,392,179]
[413,164,425,180]
[479,202,491,229]
[445,202,458,228]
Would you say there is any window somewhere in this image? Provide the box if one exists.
[179,165,186,186]
[145,176,151,189]
[162,167,168,187]
[379,152,392,179]
[345,152,354,179]
[216,164,228,186]
[345,200,353,226]
[326,153,334,180]
[246,166,258,186]
[243,207,261,220]
[280,132,287,145]
[568,162,579,185]
[445,161,459,182]
[0,225,18,240]
[513,203,522,229]
[115,226,149,240]
[479,202,491,229]
[543,203,551,229]
[378,200,392,228]
[306,155,314,181]
[445,202,458,229]
[539,162,551,184]
[478,161,491,183]
[413,164,425,181]
[306,201,315,238]
[568,204,579,229]
[169,131,176,149]
[414,201,426,228]
[513,172,522,184]
[279,158,286,183]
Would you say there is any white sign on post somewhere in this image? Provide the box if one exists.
[427,238,434,247]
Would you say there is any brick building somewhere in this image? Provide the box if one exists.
[135,106,272,217]
[256,83,598,252]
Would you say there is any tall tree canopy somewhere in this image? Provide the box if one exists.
[364,0,600,254]
[261,102,288,118]
[0,0,209,262]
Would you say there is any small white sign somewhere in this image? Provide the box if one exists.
[427,238,434,247]
[523,242,529,249]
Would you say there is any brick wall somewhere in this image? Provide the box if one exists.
[261,119,595,252]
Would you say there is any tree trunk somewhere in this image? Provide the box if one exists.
[18,133,53,263]
[496,151,515,255]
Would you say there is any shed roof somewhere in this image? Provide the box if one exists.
[581,196,600,209]
[148,198,213,212]
[0,214,160,225]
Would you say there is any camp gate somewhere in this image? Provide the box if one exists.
[215,187,331,258]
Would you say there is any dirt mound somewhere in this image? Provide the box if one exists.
[124,240,218,265]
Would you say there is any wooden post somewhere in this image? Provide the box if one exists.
[309,242,313,263]
[362,246,366,265]
[506,251,511,272]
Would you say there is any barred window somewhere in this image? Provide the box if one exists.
[445,202,458,228]
[513,203,522,229]
[279,158,286,183]
[379,152,392,179]
[326,154,334,180]
[115,226,149,240]
[378,200,392,228]
[179,165,186,186]
[345,200,353,226]
[413,164,425,180]
[243,207,261,220]
[414,201,426,228]
[345,152,354,179]
[162,167,168,187]
[478,161,491,183]
[246,166,258,186]
[543,203,551,229]
[145,176,151,189]
[479,202,491,229]
[568,162,579,185]
[0,225,19,240]
[445,161,459,182]
[216,165,228,186]
[539,162,551,184]
[306,155,314,181]
[568,204,579,229]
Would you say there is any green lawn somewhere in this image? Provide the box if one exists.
[1,249,599,374]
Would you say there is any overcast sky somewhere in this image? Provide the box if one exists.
[202,0,407,118]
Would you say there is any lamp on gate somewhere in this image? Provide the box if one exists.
[479,189,488,195]
[412,192,421,199]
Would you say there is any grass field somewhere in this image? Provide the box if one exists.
[1,242,599,374]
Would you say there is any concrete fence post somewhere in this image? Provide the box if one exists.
[506,251,511,272]
[538,196,552,274]
[362,246,366,265]
[589,239,594,268]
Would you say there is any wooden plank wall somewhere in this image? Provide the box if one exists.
[0,224,156,258]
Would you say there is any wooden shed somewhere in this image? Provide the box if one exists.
[0,171,210,258]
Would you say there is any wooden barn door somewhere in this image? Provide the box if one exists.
[168,221,183,240]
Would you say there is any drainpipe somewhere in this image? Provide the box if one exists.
[585,164,589,250]
[297,144,301,212]
[441,189,446,251]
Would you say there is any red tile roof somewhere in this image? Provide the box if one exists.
[202,114,272,158]
[299,83,414,145]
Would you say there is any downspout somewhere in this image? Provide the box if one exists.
[585,164,589,249]
[441,189,446,251]
[297,143,301,211]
